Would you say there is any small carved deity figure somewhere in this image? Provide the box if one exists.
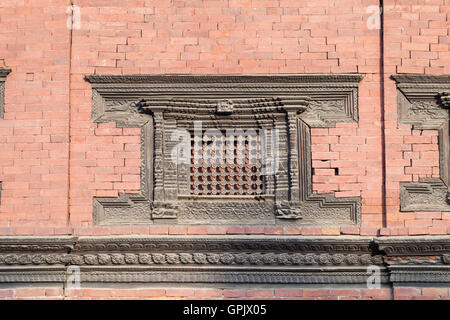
[275,201,302,219]
[151,202,179,219]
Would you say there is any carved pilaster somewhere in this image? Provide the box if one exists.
[287,111,300,202]
[163,118,178,201]
[0,68,11,119]
[260,123,274,196]
[274,119,289,202]
[153,112,165,203]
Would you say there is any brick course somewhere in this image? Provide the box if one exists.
[2,286,448,300]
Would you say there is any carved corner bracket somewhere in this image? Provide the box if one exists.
[85,74,363,226]
[392,74,450,211]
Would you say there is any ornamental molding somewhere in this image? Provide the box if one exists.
[375,236,450,256]
[392,74,450,211]
[0,235,449,284]
[388,266,450,283]
[86,74,362,226]
[85,74,364,84]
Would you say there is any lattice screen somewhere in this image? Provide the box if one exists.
[189,130,264,196]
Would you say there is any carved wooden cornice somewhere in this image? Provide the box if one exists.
[85,74,364,84]
[392,74,450,84]
[0,236,449,285]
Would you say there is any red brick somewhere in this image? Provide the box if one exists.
[223,289,246,298]
[166,289,195,297]
[303,289,331,297]
[195,289,223,297]
[394,287,421,297]
[138,289,166,297]
[246,290,274,298]
[274,289,303,297]
[15,288,46,297]
[0,290,14,298]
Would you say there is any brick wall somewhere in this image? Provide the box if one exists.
[2,286,450,300]
[383,0,449,236]
[0,0,449,299]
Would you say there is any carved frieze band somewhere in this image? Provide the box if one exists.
[0,235,449,284]
[392,74,450,211]
[86,74,363,225]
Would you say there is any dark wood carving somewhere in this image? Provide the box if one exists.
[0,235,449,285]
[392,75,450,211]
[86,75,363,226]
[0,68,10,119]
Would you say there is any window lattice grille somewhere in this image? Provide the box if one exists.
[189,131,264,196]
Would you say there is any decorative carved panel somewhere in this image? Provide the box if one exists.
[86,75,363,226]
[0,236,386,284]
[392,75,450,211]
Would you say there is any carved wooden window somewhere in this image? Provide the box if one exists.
[393,75,450,211]
[86,75,363,226]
